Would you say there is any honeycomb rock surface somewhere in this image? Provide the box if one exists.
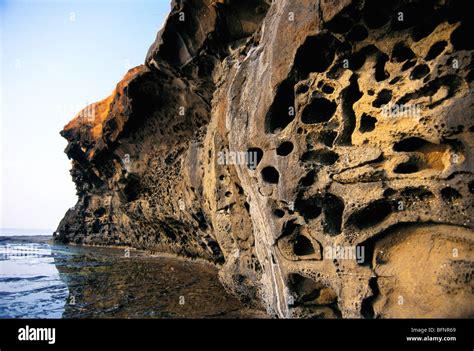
[56,0,474,318]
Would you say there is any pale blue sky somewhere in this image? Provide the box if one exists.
[1,0,169,230]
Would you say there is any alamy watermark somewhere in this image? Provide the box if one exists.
[18,325,55,345]
[324,245,365,264]
[217,150,258,170]
[0,244,42,259]
[120,154,148,173]
[57,103,95,123]
[381,103,421,118]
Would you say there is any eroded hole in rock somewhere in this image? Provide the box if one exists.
[348,45,378,71]
[400,187,434,200]
[348,200,393,229]
[161,223,177,241]
[122,74,164,139]
[273,209,285,218]
[235,183,244,195]
[410,64,430,80]
[444,138,465,156]
[247,147,263,170]
[325,14,353,34]
[276,141,294,156]
[338,41,352,54]
[296,84,309,95]
[375,53,389,81]
[372,89,392,108]
[441,187,462,203]
[384,188,397,197]
[361,277,380,319]
[359,113,377,133]
[94,207,106,217]
[393,160,420,174]
[363,0,392,29]
[322,84,335,94]
[288,273,319,303]
[192,209,209,230]
[401,59,417,71]
[294,193,344,235]
[391,1,426,31]
[391,42,416,62]
[356,238,375,267]
[322,194,344,235]
[411,15,439,42]
[347,24,368,42]
[294,197,322,221]
[301,149,339,165]
[319,130,337,147]
[338,75,362,145]
[393,137,432,152]
[347,51,365,72]
[293,33,337,78]
[425,40,447,60]
[225,191,232,197]
[92,220,101,234]
[451,23,474,51]
[270,254,276,265]
[282,220,300,237]
[206,240,223,263]
[299,170,317,187]
[389,76,401,85]
[293,235,315,256]
[469,181,474,194]
[261,166,279,184]
[288,273,337,306]
[301,97,337,124]
[321,139,336,150]
[265,79,295,133]
[123,174,141,202]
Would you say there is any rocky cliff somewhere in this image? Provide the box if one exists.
[55,0,474,318]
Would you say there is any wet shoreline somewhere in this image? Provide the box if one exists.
[0,236,267,319]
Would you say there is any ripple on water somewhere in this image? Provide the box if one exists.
[0,240,69,318]
[0,237,267,319]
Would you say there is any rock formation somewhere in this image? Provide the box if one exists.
[55,0,474,318]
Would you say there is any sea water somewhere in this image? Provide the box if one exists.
[0,232,68,318]
[0,229,265,319]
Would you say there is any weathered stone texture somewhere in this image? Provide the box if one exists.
[56,0,474,318]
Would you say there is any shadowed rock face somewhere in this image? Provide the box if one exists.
[55,0,474,318]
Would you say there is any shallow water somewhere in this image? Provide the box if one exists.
[0,236,265,319]
[0,237,68,318]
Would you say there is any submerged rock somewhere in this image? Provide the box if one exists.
[55,0,474,318]
[54,245,266,319]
